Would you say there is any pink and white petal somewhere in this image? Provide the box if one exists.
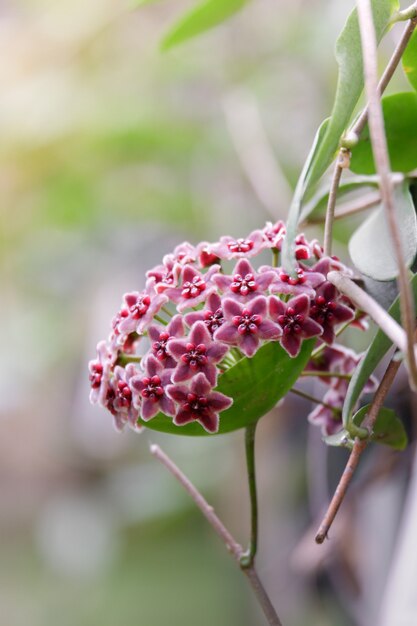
[247,296,267,317]
[239,333,260,357]
[166,339,188,360]
[281,333,302,357]
[201,363,218,387]
[258,319,282,340]
[206,342,229,361]
[213,323,239,344]
[189,321,212,346]
[198,411,219,433]
[166,384,188,403]
[222,298,243,318]
[212,273,233,293]
[172,363,192,383]
[289,294,310,315]
[301,319,323,338]
[159,395,176,417]
[141,398,160,421]
[184,311,204,327]
[190,372,212,396]
[269,295,286,319]
[168,314,185,337]
[208,392,233,412]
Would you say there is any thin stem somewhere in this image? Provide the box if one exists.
[327,271,408,354]
[390,2,417,23]
[115,353,141,367]
[300,371,352,380]
[357,0,417,388]
[272,249,279,268]
[315,356,401,544]
[323,156,344,256]
[150,444,283,626]
[289,388,341,415]
[162,306,173,318]
[154,314,168,325]
[240,422,258,568]
[308,190,381,224]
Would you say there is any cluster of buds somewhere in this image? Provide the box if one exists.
[89,221,370,435]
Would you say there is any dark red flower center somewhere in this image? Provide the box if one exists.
[277,307,305,335]
[183,393,209,416]
[182,276,205,299]
[89,362,103,389]
[181,343,208,370]
[141,375,164,402]
[105,388,116,414]
[116,380,132,407]
[129,295,151,320]
[204,308,224,334]
[230,273,257,296]
[228,238,254,254]
[310,295,337,325]
[152,332,172,361]
[232,310,262,335]
[279,268,307,285]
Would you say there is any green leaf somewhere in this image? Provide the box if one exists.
[324,429,352,449]
[350,92,417,175]
[342,274,417,426]
[305,0,398,193]
[281,118,329,273]
[348,182,417,280]
[352,404,407,449]
[161,0,247,51]
[402,28,417,92]
[139,339,315,436]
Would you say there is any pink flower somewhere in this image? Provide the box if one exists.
[148,314,185,368]
[213,258,275,301]
[167,321,228,386]
[117,282,168,336]
[307,388,343,436]
[184,292,225,336]
[196,241,221,268]
[89,340,115,405]
[106,363,141,431]
[214,296,282,357]
[266,265,325,298]
[309,282,354,344]
[167,373,232,433]
[262,220,286,250]
[130,356,175,421]
[164,264,219,312]
[212,230,265,260]
[269,294,323,357]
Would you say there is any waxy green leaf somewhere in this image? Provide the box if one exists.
[161,0,247,51]
[349,183,417,280]
[283,0,397,274]
[342,274,417,426]
[350,92,417,175]
[402,28,417,92]
[305,0,398,192]
[139,339,315,436]
[352,404,407,450]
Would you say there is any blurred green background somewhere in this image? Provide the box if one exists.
[1,1,414,625]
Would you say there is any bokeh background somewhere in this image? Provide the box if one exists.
[2,1,417,624]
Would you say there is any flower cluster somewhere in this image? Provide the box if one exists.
[88,221,369,435]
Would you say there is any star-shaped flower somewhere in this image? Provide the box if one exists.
[309,282,354,344]
[269,294,323,357]
[184,292,225,336]
[214,296,282,357]
[167,321,228,386]
[212,229,265,260]
[213,258,275,301]
[130,356,175,421]
[148,314,185,368]
[166,373,232,433]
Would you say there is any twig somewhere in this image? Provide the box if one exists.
[308,189,381,225]
[240,422,258,568]
[323,153,348,255]
[327,271,408,355]
[315,356,401,543]
[289,387,341,415]
[357,0,417,388]
[150,444,283,626]
[223,89,292,219]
